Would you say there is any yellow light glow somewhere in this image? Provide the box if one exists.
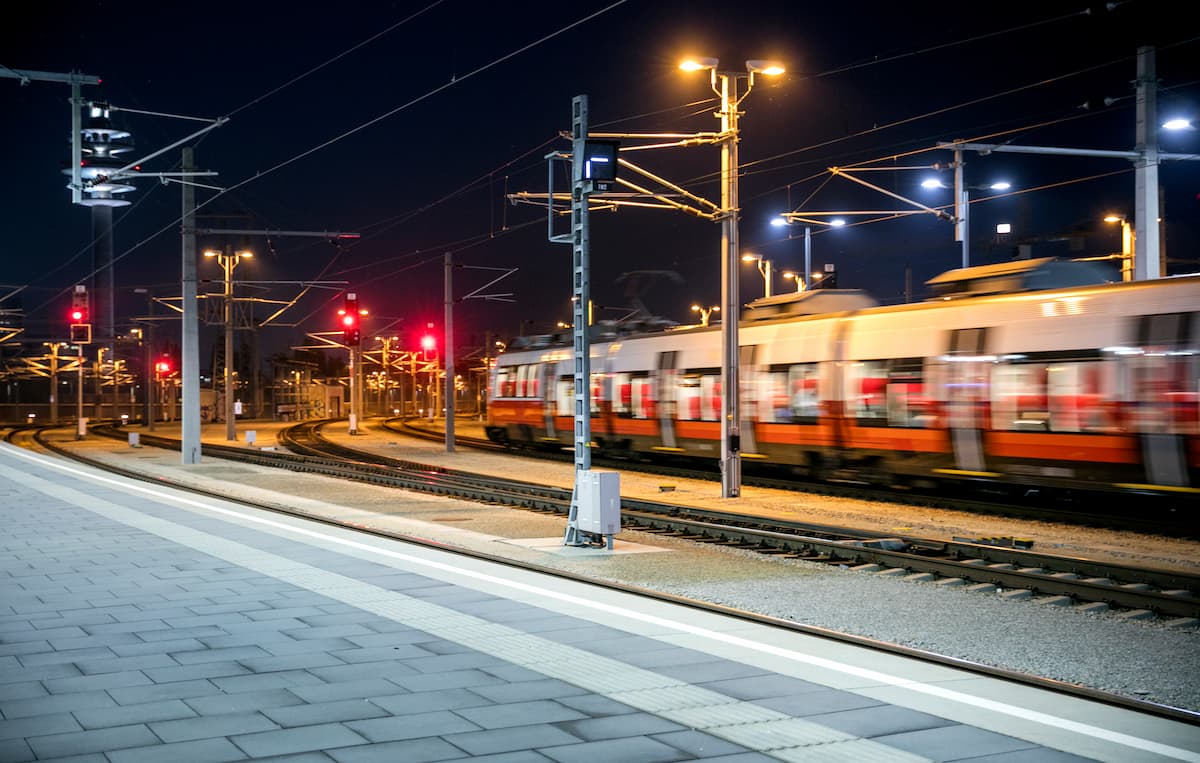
[679,57,717,72]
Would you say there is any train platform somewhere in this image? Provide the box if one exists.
[3,434,1200,761]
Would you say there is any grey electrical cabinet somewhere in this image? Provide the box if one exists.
[578,470,621,536]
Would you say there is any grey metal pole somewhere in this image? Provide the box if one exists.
[348,345,357,434]
[719,73,742,498]
[444,252,455,453]
[76,343,84,438]
[223,253,236,440]
[954,148,969,269]
[1134,45,1161,280]
[804,226,811,290]
[49,344,59,424]
[180,147,201,463]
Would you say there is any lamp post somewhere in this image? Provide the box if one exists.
[741,253,773,298]
[133,287,155,431]
[203,246,252,441]
[690,304,719,326]
[921,176,1011,269]
[681,56,783,499]
[1104,214,1135,282]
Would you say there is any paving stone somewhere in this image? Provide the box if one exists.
[468,678,590,704]
[44,671,153,695]
[326,736,470,763]
[556,694,639,717]
[73,699,198,729]
[106,737,248,763]
[346,709,481,742]
[0,711,83,741]
[107,639,205,658]
[144,660,252,683]
[211,669,327,693]
[457,699,588,729]
[558,711,686,741]
[150,710,280,742]
[184,688,306,716]
[537,735,691,763]
[287,679,408,704]
[327,644,437,663]
[236,652,348,673]
[263,698,392,727]
[443,724,583,756]
[0,690,117,719]
[73,653,179,675]
[25,724,161,760]
[109,678,227,705]
[0,681,49,702]
[651,729,752,758]
[230,723,369,758]
[171,645,271,664]
[16,646,115,667]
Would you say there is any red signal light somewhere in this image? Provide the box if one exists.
[421,334,435,352]
[70,309,85,323]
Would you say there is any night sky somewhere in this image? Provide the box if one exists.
[3,0,1197,363]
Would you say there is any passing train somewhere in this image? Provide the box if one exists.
[485,259,1199,498]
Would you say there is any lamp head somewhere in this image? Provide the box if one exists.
[679,57,718,72]
[746,60,785,76]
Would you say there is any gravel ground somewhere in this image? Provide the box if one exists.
[44,423,1200,715]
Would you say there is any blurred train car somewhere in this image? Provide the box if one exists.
[486,259,1199,498]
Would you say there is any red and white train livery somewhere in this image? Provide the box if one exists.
[486,266,1199,498]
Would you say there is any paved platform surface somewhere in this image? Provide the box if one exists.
[2,437,1198,762]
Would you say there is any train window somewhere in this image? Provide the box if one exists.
[675,369,720,422]
[992,353,1119,433]
[764,364,819,424]
[590,372,605,418]
[612,373,632,417]
[1133,312,1198,435]
[556,377,573,416]
[631,375,654,420]
[494,366,515,398]
[847,360,889,425]
[677,375,702,421]
[886,358,930,428]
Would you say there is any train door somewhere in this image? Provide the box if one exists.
[541,362,557,439]
[1131,313,1195,487]
[946,327,990,473]
[739,344,759,454]
[656,351,678,449]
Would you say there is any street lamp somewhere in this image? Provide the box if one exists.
[771,217,845,293]
[780,271,805,292]
[681,55,784,499]
[1104,214,1135,282]
[690,303,720,326]
[740,253,773,298]
[203,246,252,441]
[921,176,1012,269]
[133,287,155,431]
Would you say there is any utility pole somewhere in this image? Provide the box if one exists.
[444,253,455,453]
[937,47,1196,280]
[180,147,202,463]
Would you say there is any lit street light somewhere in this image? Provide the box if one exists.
[921,175,1012,269]
[203,246,252,441]
[780,271,805,292]
[690,303,720,326]
[1105,214,1135,281]
[741,253,773,298]
[771,217,845,293]
[681,55,784,499]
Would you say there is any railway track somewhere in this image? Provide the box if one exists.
[390,417,1200,537]
[37,421,1200,623]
